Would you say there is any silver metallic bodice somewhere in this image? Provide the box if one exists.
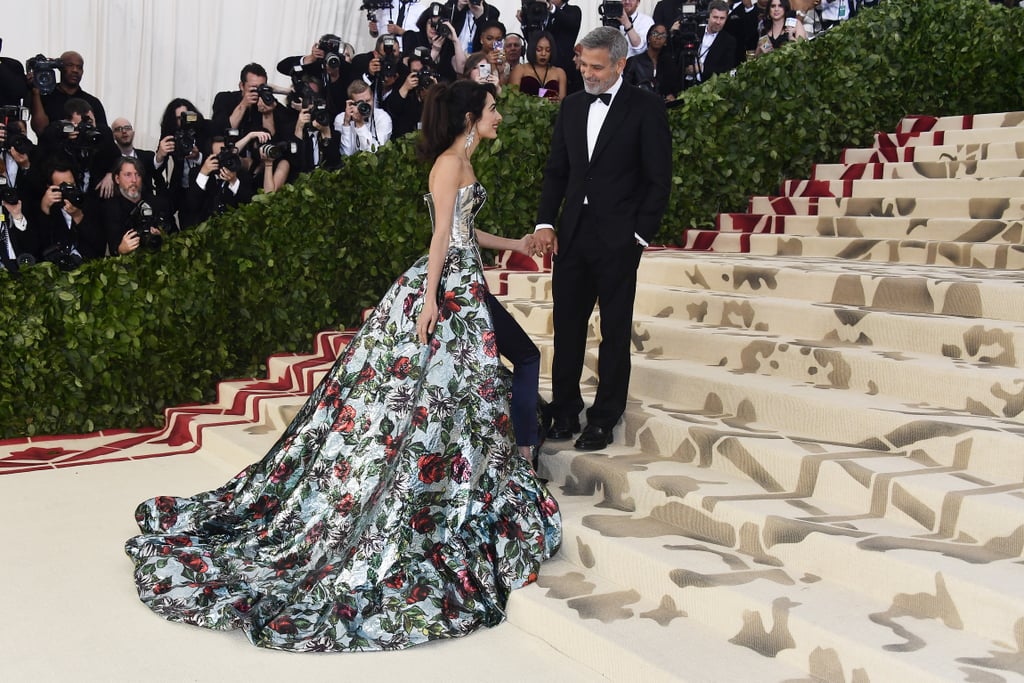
[423,182,487,249]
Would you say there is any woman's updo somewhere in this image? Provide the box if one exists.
[417,80,497,162]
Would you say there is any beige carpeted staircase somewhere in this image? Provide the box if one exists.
[491,110,1024,682]
[3,112,1024,682]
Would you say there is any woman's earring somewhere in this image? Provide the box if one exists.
[464,126,476,150]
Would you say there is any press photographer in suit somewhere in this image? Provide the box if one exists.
[533,27,671,451]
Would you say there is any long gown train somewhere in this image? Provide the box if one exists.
[124,182,562,651]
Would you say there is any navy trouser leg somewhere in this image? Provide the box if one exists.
[487,292,541,446]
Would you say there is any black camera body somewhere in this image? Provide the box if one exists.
[260,140,299,161]
[59,119,103,152]
[0,105,31,155]
[173,110,200,159]
[127,201,164,252]
[215,129,242,173]
[27,54,65,96]
[599,1,624,26]
[42,243,83,271]
[355,101,373,119]
[256,84,277,106]
[58,181,86,207]
[0,175,18,204]
[318,34,344,70]
[673,1,711,50]
[521,0,549,34]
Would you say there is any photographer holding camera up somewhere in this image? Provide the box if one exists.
[400,4,465,83]
[0,173,34,274]
[601,0,655,57]
[335,81,393,157]
[37,98,119,200]
[365,0,428,47]
[276,34,352,121]
[288,74,341,175]
[36,158,103,268]
[27,51,109,140]
[100,157,172,256]
[383,48,440,138]
[185,134,255,226]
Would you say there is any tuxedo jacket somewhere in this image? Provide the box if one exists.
[700,30,739,81]
[546,2,583,73]
[537,84,672,254]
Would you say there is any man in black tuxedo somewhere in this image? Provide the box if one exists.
[111,117,171,200]
[695,1,739,83]
[534,27,672,451]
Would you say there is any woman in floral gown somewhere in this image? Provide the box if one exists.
[125,80,562,652]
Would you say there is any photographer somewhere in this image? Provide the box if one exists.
[334,81,393,156]
[289,76,341,175]
[100,157,171,256]
[37,97,119,199]
[475,21,511,84]
[211,63,277,139]
[365,0,427,45]
[601,0,655,57]
[691,1,739,81]
[539,1,582,73]
[401,4,465,82]
[157,98,211,230]
[0,177,35,273]
[276,34,352,120]
[383,50,439,138]
[726,0,770,64]
[1,115,38,201]
[111,117,170,201]
[184,135,255,227]
[27,51,109,138]
[0,40,28,107]
[36,159,103,268]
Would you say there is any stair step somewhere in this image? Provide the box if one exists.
[875,126,1024,148]
[748,195,1024,219]
[716,214,1024,244]
[506,558,812,683]
[842,140,1024,164]
[779,178,1024,199]
[811,159,1024,181]
[682,229,1024,269]
[896,112,1024,134]
[544,493,1021,681]
[636,251,1024,323]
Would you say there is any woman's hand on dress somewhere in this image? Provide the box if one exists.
[417,298,439,344]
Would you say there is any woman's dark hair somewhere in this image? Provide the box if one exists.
[159,98,206,139]
[417,80,497,162]
[472,20,506,53]
[526,30,558,66]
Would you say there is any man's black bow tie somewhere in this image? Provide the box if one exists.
[586,92,612,106]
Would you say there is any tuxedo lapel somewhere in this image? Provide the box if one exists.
[588,86,632,168]
[568,94,591,168]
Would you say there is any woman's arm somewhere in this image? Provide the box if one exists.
[555,67,567,101]
[417,155,461,344]
[476,229,534,256]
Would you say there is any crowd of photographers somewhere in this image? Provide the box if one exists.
[0,0,1016,275]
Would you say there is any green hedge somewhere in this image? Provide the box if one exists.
[2,0,1022,439]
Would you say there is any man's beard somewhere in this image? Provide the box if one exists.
[120,187,141,202]
[583,69,619,95]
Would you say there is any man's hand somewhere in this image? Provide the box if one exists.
[400,72,420,97]
[118,229,140,255]
[41,185,62,214]
[369,56,381,75]
[97,172,115,199]
[200,155,220,176]
[533,227,558,256]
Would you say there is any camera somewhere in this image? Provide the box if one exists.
[0,105,31,155]
[0,176,17,204]
[259,140,298,161]
[256,84,277,106]
[288,67,331,127]
[521,0,549,34]
[173,110,200,159]
[599,1,624,26]
[318,34,343,70]
[26,54,65,96]
[413,68,438,91]
[58,181,86,207]
[42,243,83,271]
[673,1,711,57]
[360,0,393,31]
[59,119,104,150]
[355,101,372,118]
[379,34,400,79]
[214,130,242,172]
[127,202,164,252]
[426,3,452,39]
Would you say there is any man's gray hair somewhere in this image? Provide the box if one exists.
[579,26,629,64]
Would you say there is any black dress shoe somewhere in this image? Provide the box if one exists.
[574,424,613,451]
[546,416,581,441]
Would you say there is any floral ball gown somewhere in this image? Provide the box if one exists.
[125,182,562,651]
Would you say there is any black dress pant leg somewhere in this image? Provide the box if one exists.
[487,292,541,446]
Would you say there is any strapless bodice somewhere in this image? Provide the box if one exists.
[424,182,487,248]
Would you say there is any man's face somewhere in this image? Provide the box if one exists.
[112,118,135,146]
[623,0,639,15]
[116,164,142,202]
[68,110,96,127]
[505,36,523,63]
[351,89,373,120]
[579,46,623,95]
[707,9,728,33]
[59,52,84,88]
[240,72,267,98]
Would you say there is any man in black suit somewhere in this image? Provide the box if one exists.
[534,26,672,451]
[111,117,171,200]
[695,1,739,83]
